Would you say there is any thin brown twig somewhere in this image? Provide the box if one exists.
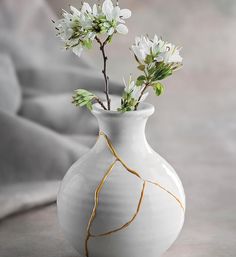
[134,82,150,110]
[95,36,111,110]
[95,97,107,110]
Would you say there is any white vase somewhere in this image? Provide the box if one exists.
[57,102,185,257]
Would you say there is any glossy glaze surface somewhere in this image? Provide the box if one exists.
[57,103,185,257]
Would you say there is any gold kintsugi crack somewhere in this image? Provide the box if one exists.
[85,131,184,257]
[91,181,146,238]
[146,180,184,210]
[85,159,117,257]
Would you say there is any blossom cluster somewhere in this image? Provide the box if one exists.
[117,35,183,111]
[132,35,182,64]
[118,76,149,112]
[54,0,131,56]
[119,35,182,108]
[131,35,182,83]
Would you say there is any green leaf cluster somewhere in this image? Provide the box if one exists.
[118,91,138,112]
[72,89,96,111]
[133,48,183,101]
[152,62,173,80]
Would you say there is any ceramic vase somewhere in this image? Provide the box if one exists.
[57,102,185,257]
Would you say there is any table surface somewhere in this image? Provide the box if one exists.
[1,0,236,256]
[0,199,235,257]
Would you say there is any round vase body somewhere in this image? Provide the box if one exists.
[57,103,185,257]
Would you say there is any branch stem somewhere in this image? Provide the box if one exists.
[95,36,111,110]
[95,97,108,110]
[135,83,150,110]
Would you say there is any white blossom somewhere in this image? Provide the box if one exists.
[102,0,131,34]
[54,1,131,57]
[155,44,183,63]
[123,76,148,101]
[131,35,183,64]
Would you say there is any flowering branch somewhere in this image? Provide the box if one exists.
[119,35,183,112]
[54,1,183,113]
[95,36,111,110]
[54,0,131,111]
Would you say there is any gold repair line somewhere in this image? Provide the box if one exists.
[98,131,184,210]
[90,181,146,237]
[99,131,118,157]
[85,159,117,257]
[99,132,142,179]
[85,132,184,257]
[118,160,143,180]
[147,180,184,211]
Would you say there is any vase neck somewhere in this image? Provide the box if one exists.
[98,116,148,147]
[92,103,155,151]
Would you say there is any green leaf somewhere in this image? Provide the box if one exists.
[72,89,96,111]
[118,88,139,112]
[147,65,156,76]
[136,80,144,87]
[137,64,145,71]
[108,36,113,43]
[86,102,93,111]
[158,70,172,80]
[153,82,164,96]
[136,75,146,86]
[145,55,153,64]
[79,100,89,107]
[134,54,141,64]
[137,75,146,81]
[152,62,177,81]
[83,39,93,49]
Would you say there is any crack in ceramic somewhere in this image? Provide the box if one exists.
[91,181,147,238]
[85,131,184,257]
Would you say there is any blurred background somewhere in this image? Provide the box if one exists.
[0,0,236,256]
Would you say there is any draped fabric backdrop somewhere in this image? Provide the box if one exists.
[0,0,236,256]
[0,0,122,219]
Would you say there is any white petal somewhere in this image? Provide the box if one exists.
[72,45,83,57]
[116,24,128,34]
[153,34,159,44]
[107,27,115,35]
[117,18,125,23]
[130,81,135,89]
[106,10,113,21]
[135,36,141,45]
[132,87,141,99]
[63,12,72,21]
[123,77,127,89]
[93,4,98,16]
[70,5,81,16]
[81,2,92,13]
[155,56,164,62]
[120,9,131,19]
[112,6,120,20]
[102,0,113,15]
[87,32,96,40]
[131,46,145,61]
[168,54,183,63]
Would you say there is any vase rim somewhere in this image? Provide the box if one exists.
[92,101,155,117]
